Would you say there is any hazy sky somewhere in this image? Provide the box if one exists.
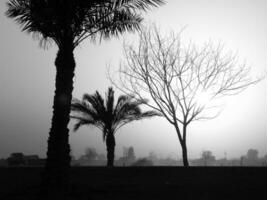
[0,0,267,160]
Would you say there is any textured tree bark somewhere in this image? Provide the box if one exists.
[106,133,116,167]
[43,40,75,197]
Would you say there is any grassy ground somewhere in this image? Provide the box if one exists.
[0,166,266,199]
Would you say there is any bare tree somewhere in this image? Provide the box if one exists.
[110,26,263,167]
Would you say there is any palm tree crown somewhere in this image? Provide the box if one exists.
[71,87,160,139]
[6,0,164,48]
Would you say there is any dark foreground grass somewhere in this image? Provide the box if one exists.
[0,166,266,199]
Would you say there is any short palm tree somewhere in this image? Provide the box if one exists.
[6,0,164,195]
[71,87,160,166]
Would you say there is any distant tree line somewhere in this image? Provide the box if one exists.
[0,153,45,167]
[68,148,267,167]
[1,148,266,167]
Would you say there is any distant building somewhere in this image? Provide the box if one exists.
[117,146,136,166]
[7,153,45,167]
[7,153,25,166]
[244,149,260,166]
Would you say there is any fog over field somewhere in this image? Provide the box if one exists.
[0,0,267,160]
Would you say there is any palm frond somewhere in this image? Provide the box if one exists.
[6,0,31,28]
[7,0,164,48]
[106,87,115,116]
[83,92,105,117]
[6,0,61,47]
[84,0,164,40]
[136,110,162,119]
[113,95,129,114]
[96,9,143,40]
[74,0,165,45]
[114,0,165,11]
[72,88,160,139]
[71,98,100,120]
[112,96,160,131]
[70,115,96,132]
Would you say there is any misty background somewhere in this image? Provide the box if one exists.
[0,0,267,160]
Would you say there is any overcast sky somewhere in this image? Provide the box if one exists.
[0,0,267,160]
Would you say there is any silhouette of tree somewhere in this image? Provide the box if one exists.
[111,25,263,167]
[84,147,98,161]
[6,0,163,196]
[71,87,160,166]
[148,151,158,162]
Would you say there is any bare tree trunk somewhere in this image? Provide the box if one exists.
[43,40,75,197]
[173,122,190,167]
[182,124,189,167]
[181,141,189,167]
[106,133,116,167]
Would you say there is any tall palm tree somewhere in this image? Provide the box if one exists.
[71,87,160,166]
[6,0,164,195]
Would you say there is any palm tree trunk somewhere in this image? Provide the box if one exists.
[43,41,75,196]
[106,133,116,167]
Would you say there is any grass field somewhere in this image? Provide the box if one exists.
[0,167,266,199]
